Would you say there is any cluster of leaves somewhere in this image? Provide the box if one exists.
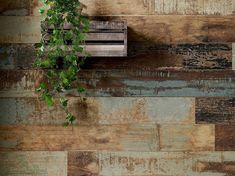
[33,0,89,126]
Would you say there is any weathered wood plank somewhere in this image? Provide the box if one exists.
[1,70,235,97]
[215,125,235,151]
[96,151,235,175]
[155,0,235,15]
[68,151,99,176]
[159,124,215,151]
[0,123,159,151]
[0,0,30,16]
[233,43,235,70]
[196,97,235,124]
[0,43,232,70]
[1,16,235,44]
[0,97,195,125]
[0,151,67,176]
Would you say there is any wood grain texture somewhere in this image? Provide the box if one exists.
[0,151,67,176]
[155,0,235,15]
[1,16,235,44]
[0,43,232,70]
[196,97,235,124]
[0,123,159,151]
[159,124,215,151]
[233,43,235,70]
[1,69,235,97]
[0,0,30,16]
[95,151,235,176]
[215,125,235,151]
[0,97,195,125]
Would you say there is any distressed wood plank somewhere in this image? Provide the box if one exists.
[159,124,215,151]
[0,151,67,176]
[196,97,235,124]
[1,70,235,97]
[1,16,235,44]
[98,151,235,175]
[1,43,231,70]
[68,151,99,176]
[0,97,195,125]
[0,123,159,151]
[215,125,235,151]
[155,0,235,15]
[0,0,30,16]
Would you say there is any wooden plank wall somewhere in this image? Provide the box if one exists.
[0,0,235,175]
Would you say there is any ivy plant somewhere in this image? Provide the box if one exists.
[33,0,90,126]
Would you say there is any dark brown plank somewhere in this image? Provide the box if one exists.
[0,43,232,70]
[0,0,30,16]
[196,97,235,124]
[215,125,235,151]
[1,69,235,97]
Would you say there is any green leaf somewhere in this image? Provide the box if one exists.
[44,94,54,107]
[66,113,76,124]
[77,87,85,93]
[39,8,45,14]
[60,97,68,107]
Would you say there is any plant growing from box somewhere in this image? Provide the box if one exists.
[33,0,89,126]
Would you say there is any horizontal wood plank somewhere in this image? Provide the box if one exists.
[215,125,235,151]
[0,151,67,176]
[76,151,234,176]
[0,43,232,70]
[0,0,30,16]
[196,97,235,124]
[233,43,235,70]
[0,97,195,125]
[1,70,235,97]
[159,124,215,151]
[1,16,235,44]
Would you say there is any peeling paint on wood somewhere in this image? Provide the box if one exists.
[155,0,235,15]
[0,97,195,125]
[159,124,215,151]
[215,125,235,151]
[0,151,67,176]
[0,123,159,151]
[196,97,235,124]
[1,70,235,97]
[1,16,235,43]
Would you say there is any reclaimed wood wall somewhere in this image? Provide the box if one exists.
[0,0,235,175]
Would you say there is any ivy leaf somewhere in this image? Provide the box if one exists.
[44,93,54,107]
[77,87,85,94]
[36,83,47,92]
[39,8,45,14]
[66,113,76,124]
[60,97,68,107]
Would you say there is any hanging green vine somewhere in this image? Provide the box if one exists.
[33,0,90,126]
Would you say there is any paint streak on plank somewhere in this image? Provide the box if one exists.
[1,16,235,43]
[96,151,235,175]
[0,43,232,70]
[0,123,159,151]
[159,124,215,151]
[155,0,235,15]
[215,125,235,151]
[0,97,195,125]
[0,151,67,176]
[1,70,235,97]
[196,97,235,124]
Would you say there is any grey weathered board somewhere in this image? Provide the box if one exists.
[1,70,235,97]
[0,43,232,70]
[0,97,195,125]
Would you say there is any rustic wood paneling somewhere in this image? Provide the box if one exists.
[0,123,159,151]
[233,43,235,70]
[0,0,30,16]
[155,0,235,15]
[159,124,215,151]
[0,151,67,176]
[215,125,235,151]
[0,43,232,70]
[85,151,234,176]
[1,70,235,97]
[196,97,235,124]
[1,16,235,44]
[0,97,195,125]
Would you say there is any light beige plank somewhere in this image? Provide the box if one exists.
[0,97,195,125]
[159,124,215,151]
[155,0,234,15]
[0,151,67,176]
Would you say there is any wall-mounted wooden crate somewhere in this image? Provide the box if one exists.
[46,21,127,57]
